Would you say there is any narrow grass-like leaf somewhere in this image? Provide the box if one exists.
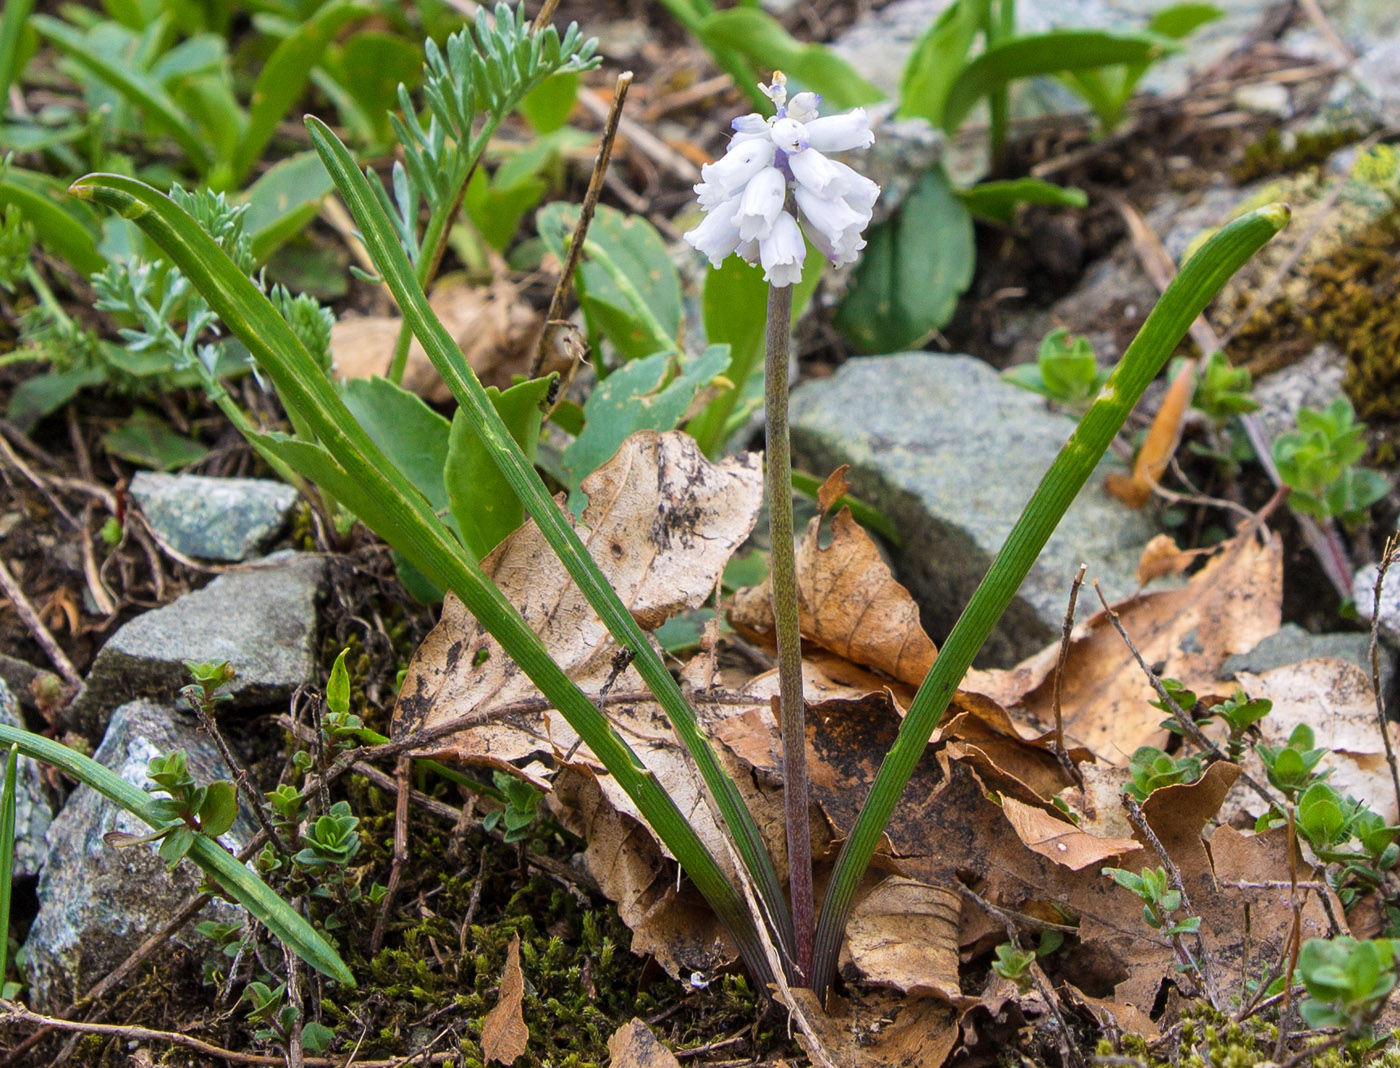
[957,177,1088,224]
[69,172,775,988]
[0,170,104,274]
[810,202,1291,998]
[0,724,353,985]
[305,117,798,974]
[941,30,1173,134]
[33,15,212,173]
[0,745,16,986]
[0,0,36,101]
[229,0,364,185]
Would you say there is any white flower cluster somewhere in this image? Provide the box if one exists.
[684,73,879,288]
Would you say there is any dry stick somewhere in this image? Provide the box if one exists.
[957,882,1084,1068]
[0,431,79,529]
[1050,564,1089,789]
[1222,880,1343,939]
[190,692,291,857]
[1091,580,1280,811]
[765,279,811,982]
[0,556,81,690]
[1369,532,1400,818]
[79,504,117,617]
[371,754,413,954]
[1120,792,1222,1010]
[527,0,560,34]
[0,1000,462,1067]
[530,71,633,380]
[1274,1031,1351,1068]
[1276,804,1305,1061]
[284,939,306,1068]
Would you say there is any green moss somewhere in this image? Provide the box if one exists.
[1230,127,1365,184]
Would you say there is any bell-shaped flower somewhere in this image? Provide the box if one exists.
[683,71,879,288]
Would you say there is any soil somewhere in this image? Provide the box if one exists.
[1,0,1396,1064]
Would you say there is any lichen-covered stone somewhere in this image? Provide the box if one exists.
[129,472,298,563]
[1221,622,1396,701]
[789,353,1159,666]
[68,552,327,738]
[23,700,253,1008]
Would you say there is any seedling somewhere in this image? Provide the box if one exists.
[483,771,544,845]
[991,942,1036,993]
[103,750,239,869]
[1256,723,1331,802]
[1125,745,1202,801]
[1103,865,1206,989]
[1002,329,1108,412]
[1298,936,1398,1033]
[1273,397,1389,523]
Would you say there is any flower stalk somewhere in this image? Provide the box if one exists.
[763,277,813,979]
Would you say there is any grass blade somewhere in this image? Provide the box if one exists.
[0,724,353,986]
[68,172,777,988]
[0,0,35,102]
[0,745,16,988]
[306,116,800,972]
[810,202,1291,998]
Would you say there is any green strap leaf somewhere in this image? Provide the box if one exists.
[810,202,1291,998]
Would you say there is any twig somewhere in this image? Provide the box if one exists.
[284,938,306,1068]
[532,71,633,379]
[1274,1029,1349,1068]
[190,690,291,857]
[958,882,1084,1068]
[1370,534,1400,819]
[0,557,81,689]
[1121,792,1221,1010]
[0,430,79,529]
[1092,580,1280,810]
[0,1000,462,1066]
[1051,564,1088,788]
[78,504,117,617]
[371,754,412,954]
[1276,804,1304,1060]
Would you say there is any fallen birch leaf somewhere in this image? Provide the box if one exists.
[1135,533,1211,585]
[842,876,967,1003]
[481,933,528,1065]
[788,988,960,1068]
[1105,357,1195,508]
[999,796,1138,870]
[985,528,1282,763]
[730,507,937,686]
[817,465,853,514]
[332,277,540,402]
[606,1019,682,1068]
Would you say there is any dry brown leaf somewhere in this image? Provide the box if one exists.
[1105,358,1196,508]
[1062,983,1160,1041]
[730,508,937,686]
[983,528,1282,763]
[817,465,852,514]
[1228,660,1400,822]
[393,431,763,763]
[606,1019,682,1068]
[331,277,540,402]
[1135,533,1211,585]
[842,877,968,1003]
[482,933,528,1065]
[788,988,960,1068]
[999,796,1138,870]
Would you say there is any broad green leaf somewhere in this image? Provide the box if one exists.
[7,365,108,432]
[687,247,821,457]
[0,721,354,985]
[463,167,547,253]
[326,648,351,716]
[32,14,212,172]
[339,376,450,513]
[957,177,1088,223]
[243,151,335,262]
[230,0,365,185]
[197,780,238,838]
[941,30,1173,133]
[562,344,730,510]
[834,163,974,353]
[446,375,553,560]
[538,202,682,365]
[697,8,883,110]
[1149,2,1223,39]
[517,70,580,134]
[102,409,209,470]
[897,0,989,125]
[322,30,422,146]
[0,169,104,274]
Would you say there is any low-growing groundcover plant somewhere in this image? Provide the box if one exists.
[0,3,1331,1060]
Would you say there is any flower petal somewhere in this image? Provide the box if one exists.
[787,92,821,124]
[769,117,809,155]
[788,147,848,197]
[804,109,875,153]
[696,139,776,206]
[684,196,743,268]
[759,210,805,287]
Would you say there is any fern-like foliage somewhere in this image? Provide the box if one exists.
[378,3,600,264]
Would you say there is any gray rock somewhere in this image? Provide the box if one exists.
[1355,562,1400,653]
[1222,623,1395,699]
[129,472,299,563]
[23,699,252,1008]
[789,354,1159,666]
[1250,344,1347,444]
[69,552,327,738]
[0,679,53,879]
